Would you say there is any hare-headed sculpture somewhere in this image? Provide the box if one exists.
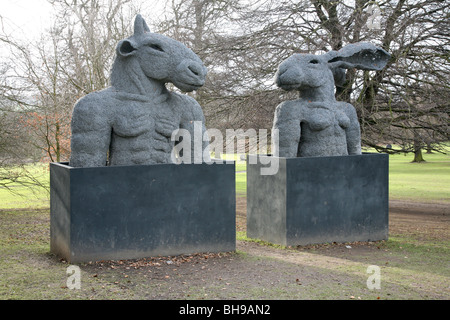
[70,15,209,167]
[272,42,390,158]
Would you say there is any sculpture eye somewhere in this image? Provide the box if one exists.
[148,43,164,52]
[309,59,319,64]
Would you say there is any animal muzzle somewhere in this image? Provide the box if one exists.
[275,62,303,91]
[173,60,207,92]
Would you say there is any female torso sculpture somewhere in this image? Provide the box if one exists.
[272,43,390,158]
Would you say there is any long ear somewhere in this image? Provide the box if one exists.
[331,66,346,87]
[325,42,391,71]
[134,14,151,36]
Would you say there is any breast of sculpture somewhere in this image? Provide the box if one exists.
[272,42,391,158]
[69,14,209,167]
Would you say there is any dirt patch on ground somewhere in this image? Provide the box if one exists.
[388,200,449,241]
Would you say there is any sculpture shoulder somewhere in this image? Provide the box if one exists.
[169,92,204,120]
[73,88,116,114]
[274,99,304,122]
[71,89,116,128]
[169,91,201,108]
[337,101,358,117]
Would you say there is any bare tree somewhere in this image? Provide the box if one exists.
[1,0,140,164]
[354,0,450,160]
[0,95,45,191]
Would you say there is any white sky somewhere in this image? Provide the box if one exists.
[1,0,54,40]
[1,0,167,41]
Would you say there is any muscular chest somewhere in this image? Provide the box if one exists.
[112,100,180,138]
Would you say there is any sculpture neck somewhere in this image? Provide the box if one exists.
[298,83,336,102]
[110,58,168,99]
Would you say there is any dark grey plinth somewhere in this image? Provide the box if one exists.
[247,153,388,246]
[50,162,235,263]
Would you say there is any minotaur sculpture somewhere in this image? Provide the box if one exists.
[70,14,209,167]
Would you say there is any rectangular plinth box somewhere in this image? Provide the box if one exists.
[247,153,388,246]
[50,162,236,263]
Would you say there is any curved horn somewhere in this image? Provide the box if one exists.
[134,14,151,36]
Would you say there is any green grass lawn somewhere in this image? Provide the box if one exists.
[387,151,449,202]
[0,164,50,210]
[0,149,448,210]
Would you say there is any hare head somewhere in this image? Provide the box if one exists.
[275,42,391,100]
[112,14,207,93]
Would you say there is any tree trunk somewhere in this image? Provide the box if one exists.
[55,121,61,163]
[412,147,425,163]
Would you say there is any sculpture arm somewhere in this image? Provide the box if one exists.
[272,101,301,157]
[178,94,210,163]
[69,94,112,167]
[343,103,362,155]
